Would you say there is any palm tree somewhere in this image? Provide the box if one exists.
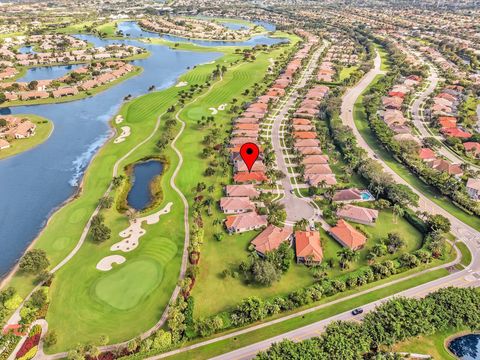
[392,204,404,224]
[337,248,359,270]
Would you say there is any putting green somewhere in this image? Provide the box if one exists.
[94,259,163,310]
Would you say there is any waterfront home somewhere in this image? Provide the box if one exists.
[0,139,10,150]
[220,197,255,214]
[225,184,259,198]
[225,212,268,234]
[19,91,49,100]
[336,204,379,225]
[329,219,367,250]
[251,225,293,256]
[52,87,79,98]
[295,230,323,264]
[466,178,480,200]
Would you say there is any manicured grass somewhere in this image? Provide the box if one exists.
[391,328,466,359]
[456,241,472,267]
[0,115,53,160]
[352,73,480,230]
[4,37,300,353]
[1,66,144,108]
[165,268,450,360]
[339,65,358,81]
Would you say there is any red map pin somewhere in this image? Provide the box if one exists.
[240,142,260,173]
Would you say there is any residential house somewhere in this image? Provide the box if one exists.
[219,197,255,214]
[295,230,323,264]
[336,204,379,225]
[225,212,267,234]
[251,225,293,256]
[466,178,480,200]
[329,219,367,250]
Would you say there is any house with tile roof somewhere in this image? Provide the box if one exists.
[251,225,293,256]
[329,219,367,250]
[295,230,323,264]
[225,184,259,198]
[466,178,480,200]
[337,204,379,225]
[219,197,255,214]
[225,212,267,234]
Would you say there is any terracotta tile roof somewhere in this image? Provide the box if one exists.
[337,204,379,224]
[305,173,337,186]
[252,225,293,255]
[330,219,366,249]
[295,231,323,262]
[295,139,320,147]
[301,155,329,165]
[292,118,312,125]
[294,131,317,139]
[418,148,436,160]
[304,164,333,175]
[332,188,362,202]
[225,184,259,198]
[220,197,255,213]
[234,171,268,183]
[467,178,480,191]
[225,212,268,233]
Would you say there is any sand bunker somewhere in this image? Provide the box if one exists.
[115,115,124,124]
[209,107,218,115]
[114,126,131,143]
[218,103,227,111]
[110,202,173,253]
[209,103,228,115]
[96,255,126,271]
[176,81,188,87]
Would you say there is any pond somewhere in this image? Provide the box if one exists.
[17,64,82,83]
[449,334,480,360]
[0,20,283,276]
[127,160,163,211]
[116,21,286,47]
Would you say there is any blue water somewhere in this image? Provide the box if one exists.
[361,191,374,200]
[117,21,286,47]
[449,334,480,359]
[221,22,248,31]
[18,46,35,54]
[127,160,163,210]
[0,21,282,276]
[17,64,81,83]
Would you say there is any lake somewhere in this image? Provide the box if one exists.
[17,64,82,83]
[449,334,480,360]
[0,20,284,276]
[127,160,163,211]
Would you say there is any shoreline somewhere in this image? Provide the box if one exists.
[1,66,144,108]
[0,107,121,290]
[0,114,54,160]
[444,330,480,359]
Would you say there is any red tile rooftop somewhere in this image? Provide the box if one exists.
[295,230,323,263]
[252,225,293,255]
[301,155,329,165]
[225,184,259,198]
[234,171,268,183]
[329,219,366,250]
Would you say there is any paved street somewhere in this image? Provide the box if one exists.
[268,43,326,224]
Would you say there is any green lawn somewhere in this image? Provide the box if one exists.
[3,34,300,353]
[164,268,450,360]
[339,65,359,81]
[456,241,472,267]
[391,328,466,359]
[0,115,52,160]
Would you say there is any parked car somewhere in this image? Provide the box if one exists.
[351,308,363,315]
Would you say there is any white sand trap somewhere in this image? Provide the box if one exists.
[115,115,124,124]
[217,103,228,111]
[176,81,188,87]
[110,202,173,253]
[96,255,126,271]
[209,107,218,115]
[114,126,131,143]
